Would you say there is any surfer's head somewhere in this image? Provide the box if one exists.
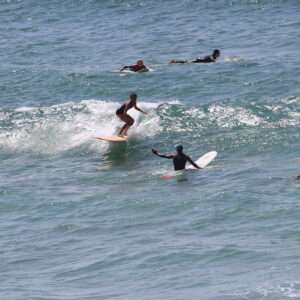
[136,59,144,66]
[213,49,220,59]
[130,92,137,101]
[176,145,183,153]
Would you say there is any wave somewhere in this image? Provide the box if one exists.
[0,99,167,156]
[157,96,300,130]
[0,97,299,156]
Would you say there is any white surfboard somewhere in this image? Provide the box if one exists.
[120,68,149,73]
[186,151,217,169]
[93,135,127,142]
[223,58,245,62]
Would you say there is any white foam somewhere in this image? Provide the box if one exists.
[0,99,169,156]
[208,104,262,128]
[237,282,300,299]
[15,106,35,112]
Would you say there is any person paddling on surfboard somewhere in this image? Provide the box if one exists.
[116,93,148,138]
[170,49,221,64]
[120,59,149,72]
[151,145,202,170]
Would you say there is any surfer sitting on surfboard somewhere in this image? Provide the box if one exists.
[116,93,148,138]
[120,59,148,72]
[151,145,201,170]
[170,49,221,64]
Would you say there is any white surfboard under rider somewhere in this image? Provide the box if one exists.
[93,135,128,142]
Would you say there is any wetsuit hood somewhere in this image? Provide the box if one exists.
[176,145,183,153]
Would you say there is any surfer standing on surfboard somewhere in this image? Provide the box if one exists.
[170,49,221,64]
[151,145,201,170]
[116,93,148,138]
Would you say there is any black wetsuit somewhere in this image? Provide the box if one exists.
[191,55,216,63]
[173,153,188,170]
[116,104,126,115]
[171,55,216,64]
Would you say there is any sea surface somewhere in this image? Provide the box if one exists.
[1,0,300,299]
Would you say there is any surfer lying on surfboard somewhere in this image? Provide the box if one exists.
[120,59,149,72]
[151,145,201,170]
[116,93,148,138]
[170,49,221,64]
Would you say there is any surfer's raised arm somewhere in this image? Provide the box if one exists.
[151,149,174,159]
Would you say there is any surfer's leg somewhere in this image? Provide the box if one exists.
[117,114,127,136]
[122,115,134,137]
[118,123,127,136]
[170,60,187,64]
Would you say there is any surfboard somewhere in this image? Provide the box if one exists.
[93,135,127,142]
[223,58,245,62]
[137,68,150,73]
[186,151,217,169]
[120,68,149,73]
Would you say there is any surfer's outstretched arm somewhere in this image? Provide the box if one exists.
[134,104,148,114]
[186,156,202,169]
[151,149,174,159]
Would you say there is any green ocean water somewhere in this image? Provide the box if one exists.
[1,0,300,299]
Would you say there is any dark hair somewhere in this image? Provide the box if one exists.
[130,92,137,98]
[213,49,220,55]
[176,145,183,153]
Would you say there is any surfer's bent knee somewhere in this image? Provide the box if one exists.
[126,116,134,125]
[127,119,134,126]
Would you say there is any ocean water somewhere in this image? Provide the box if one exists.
[1,0,300,299]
